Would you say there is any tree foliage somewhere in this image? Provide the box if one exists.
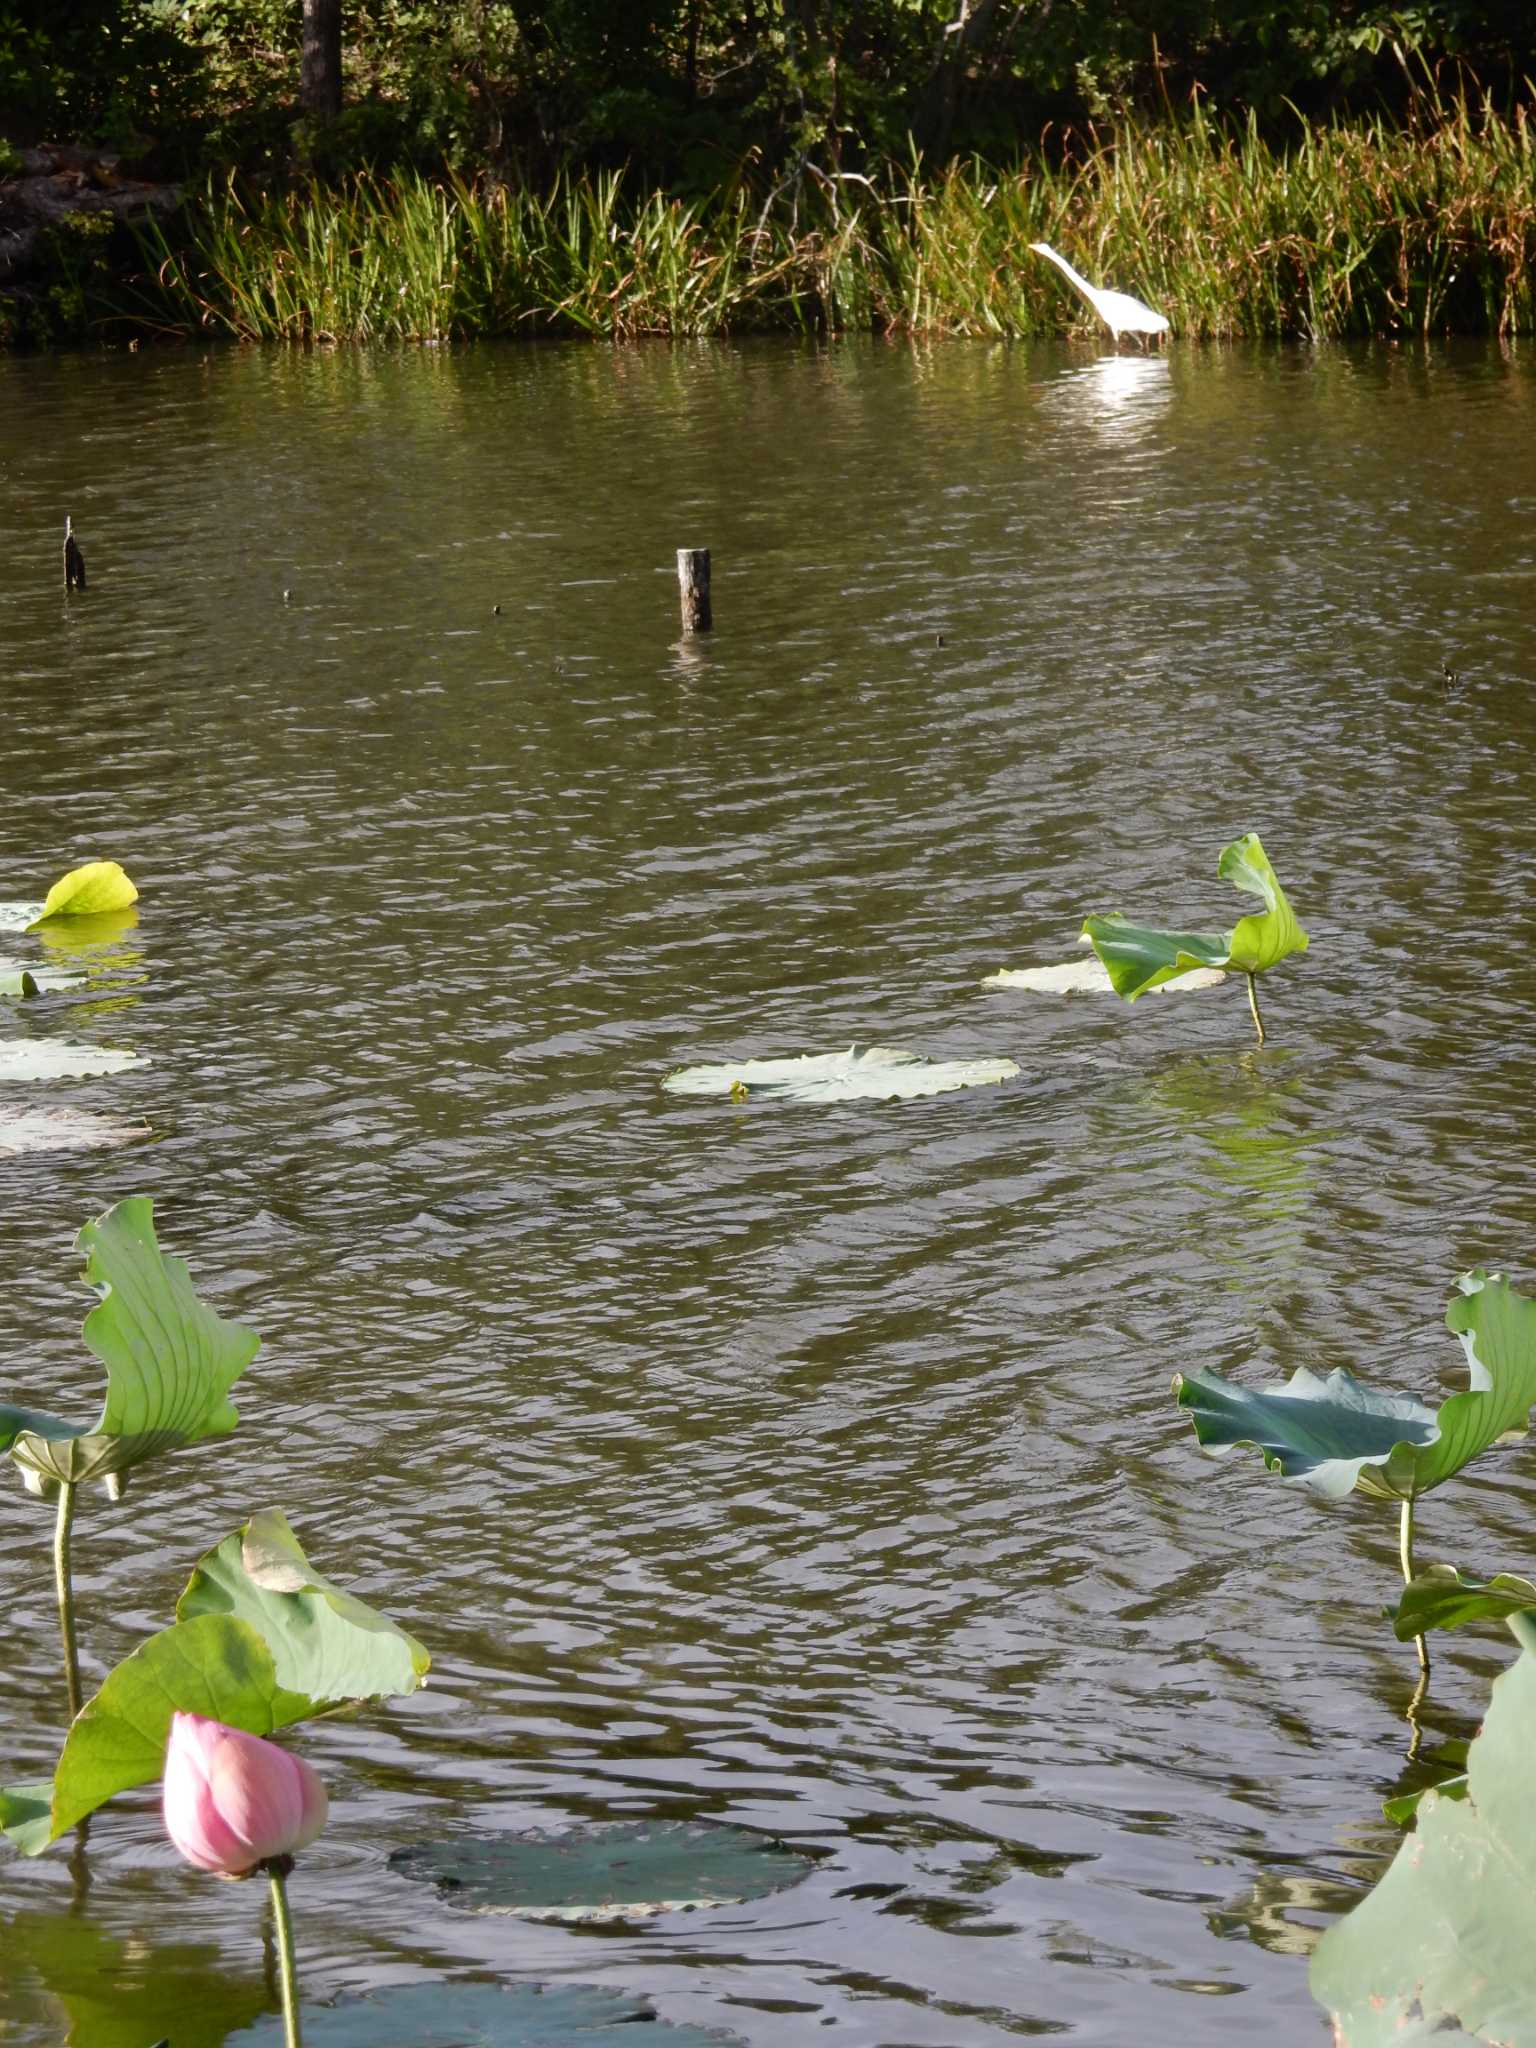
[3,1,1536,178]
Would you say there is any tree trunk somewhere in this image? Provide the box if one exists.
[300,0,343,122]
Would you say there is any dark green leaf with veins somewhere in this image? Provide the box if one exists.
[1174,1270,1536,1503]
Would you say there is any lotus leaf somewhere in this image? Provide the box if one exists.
[984,958,1226,994]
[1173,1270,1536,1504]
[177,1507,430,1705]
[663,1044,1020,1103]
[1389,1566,1536,1640]
[0,1040,142,1080]
[0,969,38,998]
[0,1198,259,1496]
[389,1819,815,1920]
[1,1514,429,1853]
[28,860,138,927]
[227,1982,747,2046]
[1311,1642,1536,2043]
[1082,832,1307,1001]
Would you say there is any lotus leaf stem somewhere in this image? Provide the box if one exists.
[266,1858,304,2048]
[1245,972,1265,1046]
[53,1478,82,1721]
[1399,1497,1430,1680]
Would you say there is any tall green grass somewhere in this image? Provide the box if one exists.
[135,92,1536,343]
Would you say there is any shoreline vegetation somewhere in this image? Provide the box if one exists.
[77,93,1536,346]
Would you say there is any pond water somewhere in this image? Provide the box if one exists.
[2,332,1535,2046]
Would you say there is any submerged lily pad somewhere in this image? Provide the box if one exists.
[0,1041,142,1081]
[0,1106,148,1156]
[390,1819,815,1921]
[663,1045,1020,1103]
[229,1982,746,2047]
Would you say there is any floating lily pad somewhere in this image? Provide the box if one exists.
[0,1041,142,1081]
[984,959,1227,994]
[0,1106,148,1156]
[663,1045,1019,1103]
[390,1819,815,1921]
[227,1981,747,2047]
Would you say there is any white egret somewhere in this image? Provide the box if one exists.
[1028,242,1169,348]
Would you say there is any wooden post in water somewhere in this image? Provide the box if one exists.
[676,547,711,633]
[63,516,86,593]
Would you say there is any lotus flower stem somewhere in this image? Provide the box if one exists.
[1399,1497,1430,1679]
[53,1478,82,1720]
[266,1858,304,2048]
[1245,972,1266,1046]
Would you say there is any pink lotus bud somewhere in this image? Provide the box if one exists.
[162,1711,328,1877]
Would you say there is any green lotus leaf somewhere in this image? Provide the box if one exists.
[1082,832,1307,1000]
[227,1982,747,2046]
[1,1197,259,1496]
[389,1819,815,1921]
[1311,1643,1536,2042]
[0,969,38,997]
[28,860,138,927]
[663,1044,1020,1103]
[1388,1566,1536,1640]
[3,1514,429,1853]
[1174,1270,1536,1503]
[177,1508,430,1705]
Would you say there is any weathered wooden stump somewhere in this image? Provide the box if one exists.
[676,547,711,633]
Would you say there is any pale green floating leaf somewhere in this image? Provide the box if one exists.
[1312,1645,1536,2043]
[28,860,138,928]
[0,1040,142,1080]
[177,1507,430,1705]
[984,957,1226,994]
[1083,832,1307,1001]
[1173,1270,1536,1503]
[0,969,38,998]
[663,1044,1020,1103]
[228,1982,747,2046]
[0,1105,149,1156]
[2,1514,429,1852]
[0,1195,258,1495]
[389,1819,815,1921]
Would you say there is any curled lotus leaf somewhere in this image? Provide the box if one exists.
[664,1044,1020,1103]
[1174,1270,1536,1504]
[1388,1566,1536,1641]
[27,861,138,928]
[1,1513,429,1854]
[1083,832,1307,1001]
[389,1819,815,1921]
[0,1196,258,1496]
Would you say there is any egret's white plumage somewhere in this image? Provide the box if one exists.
[1028,242,1169,347]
